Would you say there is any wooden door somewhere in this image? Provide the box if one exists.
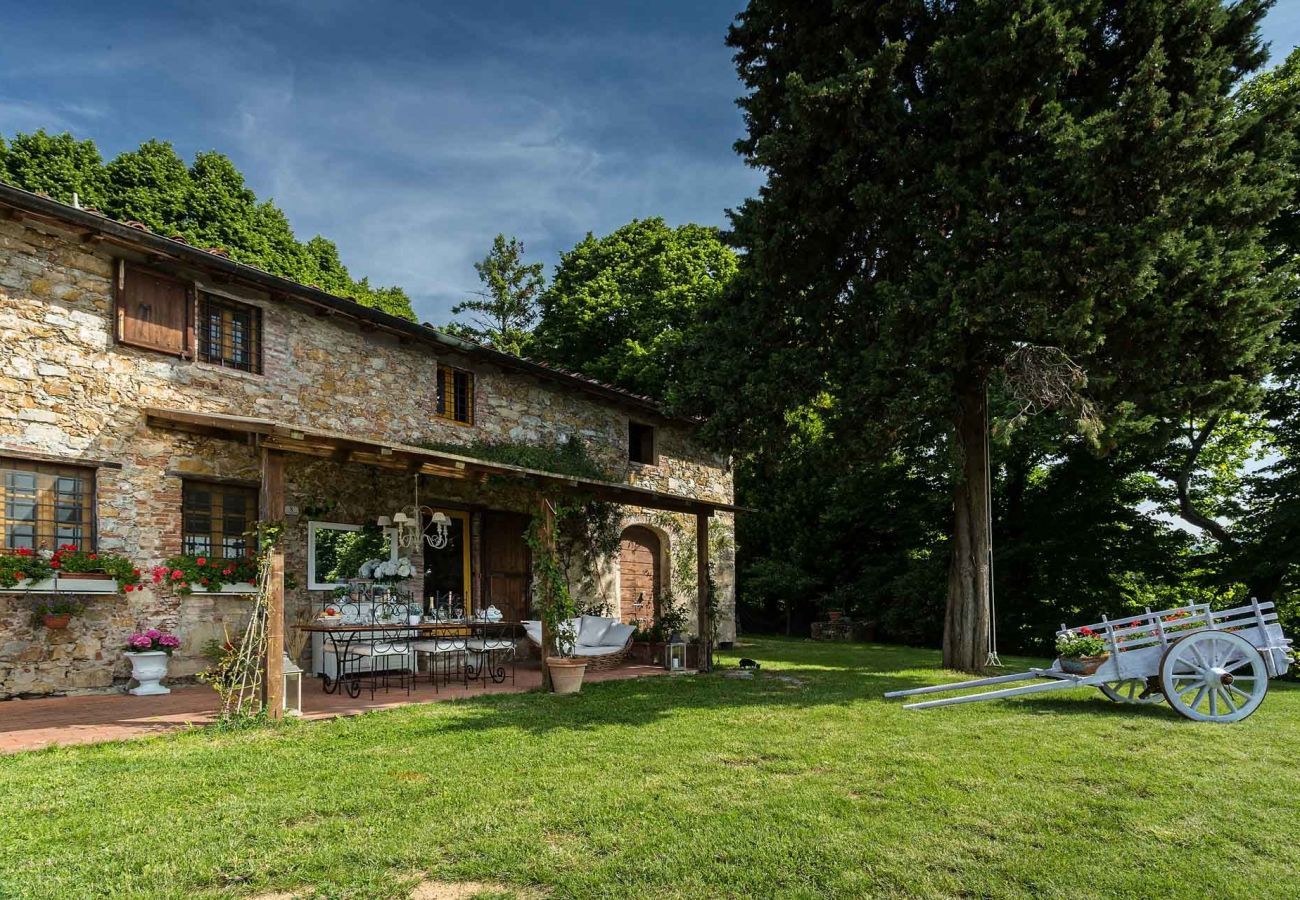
[483,511,531,622]
[619,526,661,628]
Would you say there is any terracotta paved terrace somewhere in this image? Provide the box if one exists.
[0,660,669,754]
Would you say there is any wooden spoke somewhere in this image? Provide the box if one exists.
[1161,632,1268,723]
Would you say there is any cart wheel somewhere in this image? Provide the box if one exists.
[1098,678,1163,705]
[1160,631,1268,723]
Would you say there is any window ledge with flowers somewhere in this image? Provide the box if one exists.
[0,545,143,595]
[155,554,260,595]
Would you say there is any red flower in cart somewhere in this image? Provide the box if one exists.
[1079,627,1095,636]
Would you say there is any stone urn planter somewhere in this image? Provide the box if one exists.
[124,651,172,696]
[546,657,588,694]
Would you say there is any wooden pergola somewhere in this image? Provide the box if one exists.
[145,407,740,716]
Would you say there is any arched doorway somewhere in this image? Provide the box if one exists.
[619,525,662,629]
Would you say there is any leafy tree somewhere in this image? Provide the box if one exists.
[0,131,416,321]
[706,0,1297,670]
[0,129,106,207]
[449,234,544,355]
[102,139,190,231]
[532,218,737,399]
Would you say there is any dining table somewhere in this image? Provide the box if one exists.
[295,620,520,698]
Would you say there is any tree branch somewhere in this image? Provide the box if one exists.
[1173,415,1236,545]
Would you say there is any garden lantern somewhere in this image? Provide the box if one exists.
[666,639,687,672]
[281,654,303,716]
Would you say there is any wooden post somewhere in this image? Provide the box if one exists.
[536,495,556,692]
[260,447,285,720]
[697,508,711,673]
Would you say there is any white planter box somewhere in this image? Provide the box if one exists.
[0,574,118,593]
[197,582,258,596]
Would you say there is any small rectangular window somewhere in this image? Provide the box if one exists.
[436,365,474,425]
[182,481,258,559]
[197,293,263,374]
[116,262,193,356]
[629,422,656,465]
[0,458,95,552]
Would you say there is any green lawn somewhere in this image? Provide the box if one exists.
[1,637,1297,899]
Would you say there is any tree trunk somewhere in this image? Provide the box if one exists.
[944,383,992,673]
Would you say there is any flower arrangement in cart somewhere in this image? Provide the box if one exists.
[1055,627,1110,675]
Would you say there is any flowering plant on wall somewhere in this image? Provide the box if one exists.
[48,545,143,593]
[125,629,181,655]
[358,557,413,584]
[156,554,259,595]
[0,548,54,589]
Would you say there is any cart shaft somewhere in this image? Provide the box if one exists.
[902,676,1077,710]
[884,670,1041,699]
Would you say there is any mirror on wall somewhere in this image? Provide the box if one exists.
[307,522,397,590]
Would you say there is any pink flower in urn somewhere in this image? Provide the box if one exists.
[146,629,161,640]
[128,634,153,650]
[158,635,180,650]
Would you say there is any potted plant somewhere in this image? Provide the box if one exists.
[1056,627,1110,675]
[157,554,258,594]
[526,516,585,693]
[31,597,82,629]
[123,629,181,695]
[0,548,53,591]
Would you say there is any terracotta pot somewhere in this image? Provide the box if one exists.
[1059,653,1110,676]
[828,611,844,623]
[546,656,588,694]
[57,571,111,582]
[41,613,71,629]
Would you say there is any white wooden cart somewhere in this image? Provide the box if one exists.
[885,599,1292,723]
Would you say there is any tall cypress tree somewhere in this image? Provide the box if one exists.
[710,0,1296,670]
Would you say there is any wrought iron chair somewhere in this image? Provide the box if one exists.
[464,620,518,688]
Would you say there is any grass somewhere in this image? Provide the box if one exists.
[1,637,1298,899]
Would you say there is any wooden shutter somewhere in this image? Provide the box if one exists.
[116,261,193,356]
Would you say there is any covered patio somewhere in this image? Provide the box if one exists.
[139,407,737,718]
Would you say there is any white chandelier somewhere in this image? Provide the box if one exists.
[379,506,452,550]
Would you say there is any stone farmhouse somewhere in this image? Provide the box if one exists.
[0,182,736,698]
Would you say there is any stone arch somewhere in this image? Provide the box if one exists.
[617,523,668,628]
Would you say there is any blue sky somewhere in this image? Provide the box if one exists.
[2,1,1297,325]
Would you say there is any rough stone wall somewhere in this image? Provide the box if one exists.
[0,216,734,697]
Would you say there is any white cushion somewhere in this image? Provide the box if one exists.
[522,621,543,645]
[411,639,464,653]
[602,623,635,647]
[577,615,614,648]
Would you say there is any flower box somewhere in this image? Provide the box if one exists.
[1059,653,1110,676]
[205,582,258,595]
[0,574,119,593]
[54,572,120,593]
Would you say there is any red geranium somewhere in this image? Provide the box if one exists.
[196,557,207,566]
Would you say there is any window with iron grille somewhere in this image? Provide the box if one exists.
[0,458,95,552]
[182,481,258,559]
[436,365,474,425]
[198,293,263,373]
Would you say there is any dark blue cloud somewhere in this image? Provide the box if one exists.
[1,2,1295,324]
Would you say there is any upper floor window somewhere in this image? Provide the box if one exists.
[182,480,258,559]
[436,365,474,425]
[198,293,263,374]
[629,421,657,465]
[0,458,95,552]
[116,261,193,357]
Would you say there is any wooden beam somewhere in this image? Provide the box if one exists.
[697,509,712,673]
[260,448,286,720]
[537,495,556,692]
